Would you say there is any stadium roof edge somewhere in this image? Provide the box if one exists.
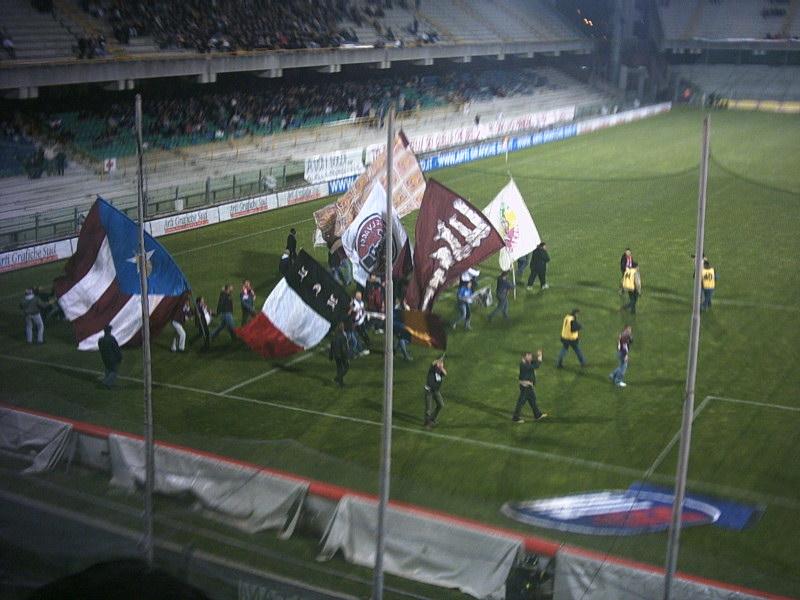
[0,40,594,92]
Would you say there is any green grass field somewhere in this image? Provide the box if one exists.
[1,107,799,598]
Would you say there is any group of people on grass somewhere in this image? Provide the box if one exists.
[19,225,718,428]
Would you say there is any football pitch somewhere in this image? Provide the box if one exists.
[1,107,799,597]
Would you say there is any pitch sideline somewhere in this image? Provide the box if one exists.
[2,353,798,510]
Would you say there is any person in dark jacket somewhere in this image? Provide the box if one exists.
[556,308,587,368]
[488,271,514,321]
[20,288,47,344]
[620,247,634,274]
[211,284,236,342]
[98,325,122,388]
[286,228,297,261]
[330,322,350,386]
[194,296,211,350]
[527,242,550,290]
[424,358,447,428]
[513,350,547,423]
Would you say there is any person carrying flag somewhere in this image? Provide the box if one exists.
[424,358,447,428]
[286,227,297,262]
[170,297,192,352]
[451,280,474,330]
[194,295,211,350]
[330,322,350,387]
[98,325,122,388]
[513,350,547,423]
[556,308,587,368]
[240,280,257,325]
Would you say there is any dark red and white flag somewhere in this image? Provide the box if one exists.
[236,250,350,358]
[405,179,504,311]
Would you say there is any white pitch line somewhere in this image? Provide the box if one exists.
[220,350,317,395]
[644,396,713,479]
[4,354,800,509]
[708,395,800,413]
[171,217,315,257]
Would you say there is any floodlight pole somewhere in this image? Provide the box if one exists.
[135,94,155,569]
[663,115,710,599]
[372,106,395,600]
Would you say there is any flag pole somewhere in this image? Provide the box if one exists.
[372,105,395,600]
[663,115,710,599]
[135,93,155,569]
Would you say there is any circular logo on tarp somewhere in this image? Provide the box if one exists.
[355,213,396,274]
[501,490,720,535]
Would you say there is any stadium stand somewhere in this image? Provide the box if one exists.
[0,0,78,60]
[658,0,800,41]
[24,67,561,161]
[671,64,800,100]
[0,66,616,243]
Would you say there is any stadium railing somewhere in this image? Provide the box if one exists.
[0,98,619,252]
[1,402,788,600]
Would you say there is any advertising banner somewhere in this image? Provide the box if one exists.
[0,239,75,273]
[304,148,365,184]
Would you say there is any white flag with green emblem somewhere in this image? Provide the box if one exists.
[482,178,541,262]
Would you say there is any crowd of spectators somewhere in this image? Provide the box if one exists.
[36,67,548,155]
[80,0,435,53]
[0,118,67,179]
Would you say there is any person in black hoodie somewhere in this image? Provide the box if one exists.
[527,242,550,290]
[98,325,122,388]
[513,350,547,423]
[330,322,350,386]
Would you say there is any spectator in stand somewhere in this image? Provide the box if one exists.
[1,30,16,59]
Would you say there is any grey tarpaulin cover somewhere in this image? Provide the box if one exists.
[319,495,522,599]
[554,549,764,600]
[0,406,74,473]
[108,434,308,536]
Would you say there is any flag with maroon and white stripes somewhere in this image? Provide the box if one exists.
[54,198,190,351]
[236,250,350,358]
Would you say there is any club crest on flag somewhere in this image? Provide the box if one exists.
[354,212,398,274]
[498,204,520,250]
[483,178,541,262]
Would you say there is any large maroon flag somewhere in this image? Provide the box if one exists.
[405,179,504,311]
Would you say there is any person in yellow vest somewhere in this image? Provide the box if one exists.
[621,261,642,314]
[701,259,716,311]
[556,308,587,368]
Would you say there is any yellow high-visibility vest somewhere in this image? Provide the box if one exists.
[702,267,715,290]
[561,315,578,340]
[622,267,637,291]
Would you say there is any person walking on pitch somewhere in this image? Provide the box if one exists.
[488,271,514,321]
[98,325,122,388]
[513,350,547,423]
[527,242,550,290]
[621,262,642,314]
[701,260,716,311]
[424,358,447,428]
[556,308,587,368]
[330,322,350,387]
[609,325,633,387]
[452,280,474,330]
